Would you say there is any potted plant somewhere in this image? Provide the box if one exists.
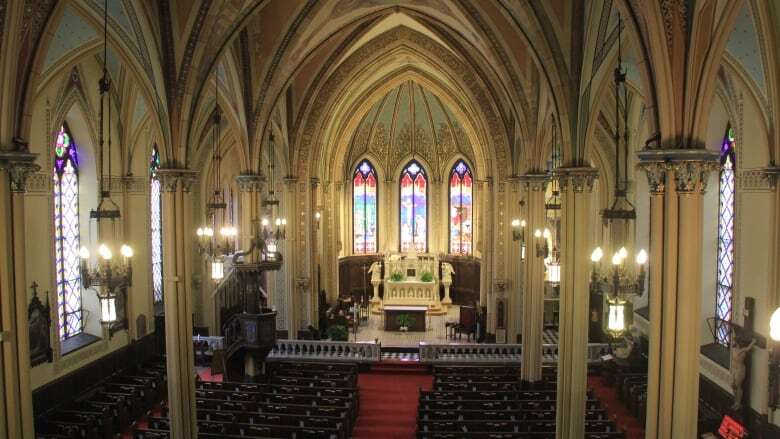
[396,314,416,332]
[390,271,405,282]
[420,271,434,282]
[326,324,348,341]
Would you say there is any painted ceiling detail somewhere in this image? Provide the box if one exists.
[43,6,98,71]
[725,2,766,95]
[348,80,474,181]
[131,93,148,133]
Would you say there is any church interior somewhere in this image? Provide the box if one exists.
[1,1,780,438]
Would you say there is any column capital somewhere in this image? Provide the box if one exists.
[637,159,668,194]
[554,167,598,193]
[0,151,41,193]
[156,168,199,192]
[515,173,549,192]
[235,173,265,192]
[760,166,780,190]
[637,148,720,194]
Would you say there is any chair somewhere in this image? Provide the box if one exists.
[454,306,476,341]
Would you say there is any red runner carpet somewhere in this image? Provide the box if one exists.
[352,362,433,439]
[587,375,645,439]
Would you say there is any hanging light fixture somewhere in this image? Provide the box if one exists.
[195,63,236,280]
[588,15,647,336]
[80,0,132,327]
[544,117,562,288]
[259,132,286,260]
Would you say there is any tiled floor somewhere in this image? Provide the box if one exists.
[353,305,461,347]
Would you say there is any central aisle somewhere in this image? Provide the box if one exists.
[352,363,433,439]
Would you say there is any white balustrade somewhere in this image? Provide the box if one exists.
[419,342,613,364]
[267,339,381,363]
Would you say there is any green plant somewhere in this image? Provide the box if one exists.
[326,325,348,341]
[420,271,434,282]
[390,272,405,282]
[396,314,416,329]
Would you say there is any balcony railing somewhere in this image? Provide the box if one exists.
[266,339,381,363]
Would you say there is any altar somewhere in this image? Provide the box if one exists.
[368,252,454,316]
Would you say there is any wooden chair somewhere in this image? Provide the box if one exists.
[454,306,476,341]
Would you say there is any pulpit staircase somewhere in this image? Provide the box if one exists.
[212,261,281,380]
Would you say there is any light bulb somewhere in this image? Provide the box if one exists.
[261,218,269,227]
[591,247,603,263]
[520,220,527,228]
[281,219,287,226]
[204,227,214,237]
[636,249,648,265]
[79,246,91,259]
[220,226,230,237]
[770,307,780,342]
[611,252,622,266]
[534,229,542,238]
[619,247,628,259]
[98,244,113,260]
[120,244,133,258]
[511,219,520,228]
[275,218,281,226]
[315,212,321,220]
[543,228,551,239]
[197,228,204,237]
[607,301,626,333]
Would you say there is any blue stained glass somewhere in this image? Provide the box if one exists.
[150,146,164,303]
[449,160,473,254]
[53,125,82,340]
[400,160,427,252]
[353,161,378,254]
[716,127,735,346]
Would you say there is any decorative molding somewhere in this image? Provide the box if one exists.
[235,173,265,192]
[53,338,109,373]
[637,161,667,194]
[121,176,146,194]
[517,173,549,192]
[156,168,198,192]
[660,0,687,50]
[25,172,50,193]
[738,169,777,192]
[636,148,720,193]
[671,161,720,193]
[554,167,598,193]
[0,151,41,192]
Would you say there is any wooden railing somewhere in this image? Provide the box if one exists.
[266,339,381,363]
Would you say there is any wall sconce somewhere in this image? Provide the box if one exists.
[534,229,549,258]
[511,218,526,241]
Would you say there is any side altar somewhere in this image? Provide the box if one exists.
[368,253,454,316]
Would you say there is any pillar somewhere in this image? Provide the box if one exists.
[235,174,265,263]
[519,174,548,383]
[0,151,39,439]
[157,168,198,439]
[554,167,598,439]
[638,149,719,439]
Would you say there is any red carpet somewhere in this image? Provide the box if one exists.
[352,363,433,439]
[588,375,645,439]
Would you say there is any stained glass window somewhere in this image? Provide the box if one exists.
[716,127,736,346]
[53,125,82,340]
[353,160,378,254]
[449,160,473,254]
[150,146,163,303]
[400,160,427,252]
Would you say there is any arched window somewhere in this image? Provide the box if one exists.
[399,160,427,252]
[53,125,82,340]
[449,160,473,255]
[353,160,378,254]
[150,146,163,304]
[716,127,736,346]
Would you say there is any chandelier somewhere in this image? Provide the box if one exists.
[588,15,647,337]
[79,0,131,327]
[259,132,286,260]
[196,64,237,280]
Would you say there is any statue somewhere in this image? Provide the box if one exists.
[730,336,756,410]
[441,262,455,283]
[368,261,382,283]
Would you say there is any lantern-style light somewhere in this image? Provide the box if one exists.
[606,298,626,336]
[99,290,117,324]
[211,259,224,280]
[770,307,780,342]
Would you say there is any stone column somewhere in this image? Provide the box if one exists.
[235,174,265,263]
[157,168,199,439]
[554,167,597,439]
[0,151,39,439]
[637,149,719,439]
[519,174,548,383]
